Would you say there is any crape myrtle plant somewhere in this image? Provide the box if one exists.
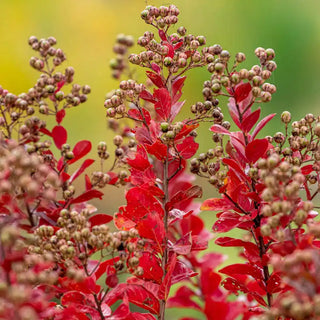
[0,4,319,320]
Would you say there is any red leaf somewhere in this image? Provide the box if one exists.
[171,260,197,284]
[234,82,252,103]
[136,211,165,252]
[172,233,192,255]
[52,125,67,149]
[205,297,244,320]
[215,237,258,254]
[175,123,199,141]
[159,254,177,300]
[69,159,95,183]
[70,189,104,204]
[85,174,92,191]
[93,257,120,280]
[68,140,92,164]
[212,211,242,232]
[128,108,151,125]
[169,100,185,121]
[172,76,186,101]
[139,90,157,103]
[222,158,250,183]
[56,109,66,124]
[267,272,282,294]
[137,252,163,284]
[241,108,261,133]
[145,140,167,161]
[245,139,268,163]
[158,29,167,41]
[168,286,201,310]
[301,164,313,175]
[201,197,234,211]
[173,41,183,50]
[210,124,231,135]
[146,71,165,88]
[154,88,171,120]
[219,263,264,280]
[151,62,161,74]
[176,136,199,159]
[167,185,202,211]
[107,284,160,314]
[89,213,113,226]
[251,113,276,140]
[163,42,174,58]
[39,127,53,137]
[61,291,86,306]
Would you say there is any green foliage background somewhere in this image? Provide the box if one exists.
[0,1,319,318]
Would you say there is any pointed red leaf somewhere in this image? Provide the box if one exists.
[145,140,167,161]
[301,164,313,175]
[68,140,92,164]
[151,62,161,74]
[137,252,163,284]
[219,263,264,280]
[172,233,192,255]
[176,136,199,159]
[158,29,167,41]
[154,88,171,120]
[172,76,186,101]
[159,254,177,300]
[251,113,276,140]
[241,108,261,133]
[89,213,113,226]
[210,124,231,135]
[56,109,66,124]
[167,185,202,211]
[52,125,67,149]
[168,286,201,310]
[93,257,120,280]
[201,197,234,211]
[169,100,185,121]
[69,159,95,183]
[39,127,53,137]
[175,123,199,141]
[245,138,268,163]
[70,189,104,204]
[128,108,151,125]
[171,260,197,284]
[163,42,174,58]
[234,82,252,103]
[146,71,165,88]
[85,174,92,191]
[139,90,157,103]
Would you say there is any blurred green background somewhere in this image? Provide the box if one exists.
[0,0,319,318]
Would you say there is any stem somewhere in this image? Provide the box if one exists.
[159,148,169,320]
[258,234,272,307]
[83,263,105,319]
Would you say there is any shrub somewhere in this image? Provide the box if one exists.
[0,4,319,320]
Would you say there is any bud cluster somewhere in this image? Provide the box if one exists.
[29,208,143,276]
[261,249,320,320]
[190,146,226,187]
[0,37,90,141]
[140,5,180,28]
[204,47,277,104]
[280,112,320,169]
[258,153,314,237]
[110,34,134,79]
[0,138,60,212]
[104,79,145,118]
[0,219,56,318]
